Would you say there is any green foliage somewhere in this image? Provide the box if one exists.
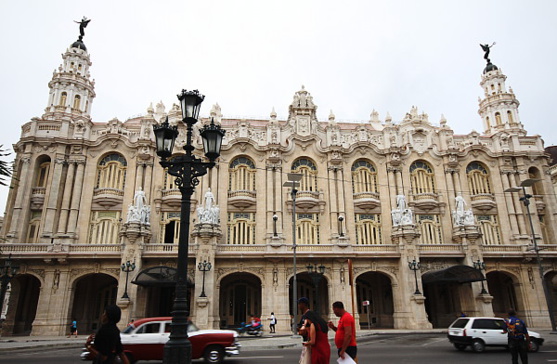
[0,145,13,186]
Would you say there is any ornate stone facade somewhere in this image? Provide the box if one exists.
[1,35,557,337]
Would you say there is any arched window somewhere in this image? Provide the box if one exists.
[466,162,492,195]
[96,154,127,190]
[495,112,502,126]
[355,214,382,245]
[88,211,121,244]
[507,111,514,124]
[227,212,255,244]
[297,213,320,244]
[59,92,67,106]
[417,215,442,244]
[35,161,50,187]
[160,212,181,244]
[477,215,501,245]
[73,95,81,110]
[292,158,318,192]
[352,160,378,194]
[409,161,435,195]
[27,212,42,243]
[528,167,543,196]
[229,156,256,191]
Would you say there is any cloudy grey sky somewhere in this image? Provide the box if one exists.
[1,0,556,212]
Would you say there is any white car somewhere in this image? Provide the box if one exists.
[447,316,544,353]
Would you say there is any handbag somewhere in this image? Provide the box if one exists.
[299,345,311,364]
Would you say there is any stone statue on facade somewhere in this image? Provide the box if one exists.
[196,188,220,225]
[126,188,150,225]
[452,194,475,226]
[392,194,414,226]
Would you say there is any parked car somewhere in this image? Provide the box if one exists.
[447,316,544,353]
[80,317,240,364]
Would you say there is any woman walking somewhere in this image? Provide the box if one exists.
[302,310,330,364]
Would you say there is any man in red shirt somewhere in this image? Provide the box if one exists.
[328,301,357,361]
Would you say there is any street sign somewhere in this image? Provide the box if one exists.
[362,300,370,306]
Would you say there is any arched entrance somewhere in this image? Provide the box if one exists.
[70,274,118,333]
[219,272,261,328]
[423,265,484,328]
[132,266,193,318]
[356,272,394,328]
[6,274,41,335]
[289,273,329,318]
[487,271,522,317]
[545,271,557,320]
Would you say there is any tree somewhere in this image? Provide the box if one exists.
[0,145,12,186]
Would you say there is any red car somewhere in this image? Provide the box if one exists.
[81,317,241,364]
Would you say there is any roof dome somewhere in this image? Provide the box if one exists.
[483,62,498,74]
[71,39,87,51]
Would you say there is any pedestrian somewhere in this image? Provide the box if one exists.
[297,297,312,341]
[127,319,134,327]
[328,301,358,362]
[302,310,331,364]
[505,308,530,364]
[85,304,130,364]
[268,312,276,333]
[68,319,77,338]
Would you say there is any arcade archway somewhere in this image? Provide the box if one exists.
[289,272,329,319]
[7,274,41,335]
[219,272,262,328]
[356,271,394,328]
[487,271,523,317]
[70,273,118,333]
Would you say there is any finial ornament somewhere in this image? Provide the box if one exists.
[74,16,91,40]
[480,42,496,63]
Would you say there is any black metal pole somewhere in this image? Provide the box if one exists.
[122,269,130,299]
[163,122,195,364]
[521,187,557,332]
[291,188,298,336]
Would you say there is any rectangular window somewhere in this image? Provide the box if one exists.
[417,214,442,244]
[355,214,382,245]
[227,212,256,244]
[477,215,501,245]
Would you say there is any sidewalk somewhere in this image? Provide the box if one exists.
[1,328,556,353]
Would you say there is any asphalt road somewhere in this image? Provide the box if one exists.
[1,334,557,363]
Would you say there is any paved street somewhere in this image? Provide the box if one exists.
[1,333,557,363]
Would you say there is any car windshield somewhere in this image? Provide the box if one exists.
[122,325,135,334]
[450,318,469,328]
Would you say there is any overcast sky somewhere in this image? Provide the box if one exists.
[1,0,556,214]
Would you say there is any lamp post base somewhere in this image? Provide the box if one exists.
[163,339,192,364]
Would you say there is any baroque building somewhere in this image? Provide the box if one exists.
[1,30,557,337]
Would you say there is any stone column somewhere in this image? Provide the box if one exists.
[42,157,65,237]
[57,161,76,234]
[501,171,520,237]
[391,225,432,329]
[191,223,221,329]
[8,157,32,239]
[67,160,86,236]
[135,162,145,191]
[143,162,154,204]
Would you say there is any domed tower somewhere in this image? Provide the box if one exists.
[43,17,95,122]
[477,43,524,136]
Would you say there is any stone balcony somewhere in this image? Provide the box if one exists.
[92,187,124,207]
[353,191,381,209]
[534,195,546,213]
[470,193,496,211]
[410,192,440,211]
[227,190,257,208]
[30,187,46,209]
[161,189,182,208]
[286,190,326,213]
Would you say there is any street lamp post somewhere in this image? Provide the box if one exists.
[338,215,345,237]
[473,259,488,294]
[121,260,136,299]
[272,214,278,237]
[197,260,212,298]
[153,89,225,364]
[505,178,557,332]
[306,263,326,313]
[408,259,421,295]
[0,255,19,335]
[283,173,302,336]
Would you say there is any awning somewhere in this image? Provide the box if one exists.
[422,265,485,284]
[132,266,177,287]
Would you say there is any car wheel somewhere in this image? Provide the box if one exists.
[471,339,486,353]
[204,345,225,364]
[529,340,539,352]
[453,343,467,351]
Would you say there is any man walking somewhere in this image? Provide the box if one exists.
[506,309,530,364]
[328,301,357,361]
